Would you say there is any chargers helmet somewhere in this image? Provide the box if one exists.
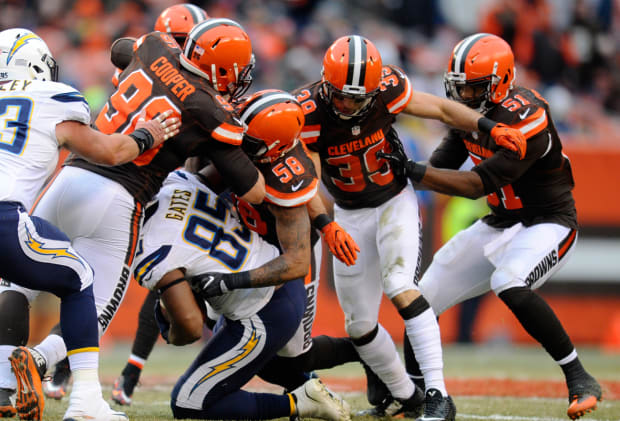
[0,28,58,82]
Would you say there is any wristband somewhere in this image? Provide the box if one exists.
[405,160,427,183]
[477,117,497,134]
[225,271,252,289]
[312,213,332,231]
[129,128,154,154]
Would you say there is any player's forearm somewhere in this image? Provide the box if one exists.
[418,166,486,199]
[306,193,329,221]
[436,97,485,132]
[247,249,310,286]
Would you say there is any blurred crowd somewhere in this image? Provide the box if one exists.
[2,0,620,152]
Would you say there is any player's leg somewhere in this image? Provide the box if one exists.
[489,224,601,420]
[410,219,498,420]
[376,187,449,419]
[171,279,350,420]
[260,241,360,391]
[0,202,125,421]
[0,284,37,418]
[112,289,160,406]
[333,204,420,416]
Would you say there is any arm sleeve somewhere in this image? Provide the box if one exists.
[207,143,260,197]
[429,129,469,169]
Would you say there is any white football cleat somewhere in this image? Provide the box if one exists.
[291,378,351,421]
[63,382,127,421]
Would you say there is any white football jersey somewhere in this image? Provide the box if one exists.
[0,79,90,210]
[134,170,280,320]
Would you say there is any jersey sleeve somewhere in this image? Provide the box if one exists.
[379,65,413,115]
[47,83,91,124]
[206,142,260,197]
[429,129,469,169]
[262,142,319,207]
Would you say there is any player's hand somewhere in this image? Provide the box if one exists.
[189,272,230,299]
[321,221,360,266]
[135,109,181,147]
[153,299,171,343]
[490,123,527,159]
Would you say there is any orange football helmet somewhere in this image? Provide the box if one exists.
[154,3,208,46]
[180,18,254,99]
[237,89,305,162]
[321,35,382,118]
[444,33,515,110]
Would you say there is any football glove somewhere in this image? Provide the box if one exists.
[376,151,426,183]
[321,221,360,266]
[189,271,251,299]
[490,123,527,159]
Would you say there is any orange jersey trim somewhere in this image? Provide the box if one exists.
[387,76,413,114]
[300,124,321,144]
[212,122,243,145]
[514,107,547,139]
[264,177,319,207]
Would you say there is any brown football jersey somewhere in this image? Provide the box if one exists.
[236,140,318,249]
[430,86,577,229]
[67,32,256,205]
[293,65,412,209]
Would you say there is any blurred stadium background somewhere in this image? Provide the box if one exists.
[3,0,619,417]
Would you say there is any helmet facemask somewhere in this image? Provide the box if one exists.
[444,72,497,111]
[321,80,378,119]
[227,54,254,101]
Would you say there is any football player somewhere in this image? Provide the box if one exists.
[134,90,350,420]
[0,28,178,421]
[380,33,602,421]
[0,18,263,420]
[292,35,527,421]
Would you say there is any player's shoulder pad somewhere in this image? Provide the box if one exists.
[34,81,90,120]
[264,142,319,207]
[496,86,548,140]
[378,64,413,115]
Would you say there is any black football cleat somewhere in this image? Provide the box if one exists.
[417,388,455,421]
[356,385,424,418]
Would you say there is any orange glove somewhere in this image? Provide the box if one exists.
[490,123,527,160]
[321,221,360,266]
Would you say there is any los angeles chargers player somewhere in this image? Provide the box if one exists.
[0,28,178,421]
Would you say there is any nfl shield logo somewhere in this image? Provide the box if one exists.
[352,126,360,136]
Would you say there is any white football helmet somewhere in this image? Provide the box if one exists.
[0,28,58,82]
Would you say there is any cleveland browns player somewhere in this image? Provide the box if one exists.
[133,90,350,420]
[0,18,265,420]
[293,35,527,421]
[381,33,602,421]
[40,4,212,405]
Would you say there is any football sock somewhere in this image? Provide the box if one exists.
[34,334,66,368]
[299,335,359,369]
[499,286,574,361]
[0,346,16,390]
[353,324,414,400]
[560,352,589,383]
[67,351,98,371]
[0,291,29,346]
[403,329,425,390]
[400,296,446,396]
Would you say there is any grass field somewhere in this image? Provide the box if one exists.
[36,343,619,421]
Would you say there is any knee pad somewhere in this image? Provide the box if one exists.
[0,291,30,346]
[491,267,525,296]
[345,319,378,341]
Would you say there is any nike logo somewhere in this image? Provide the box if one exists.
[291,181,304,191]
[518,108,530,120]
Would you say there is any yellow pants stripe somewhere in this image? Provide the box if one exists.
[66,347,99,356]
